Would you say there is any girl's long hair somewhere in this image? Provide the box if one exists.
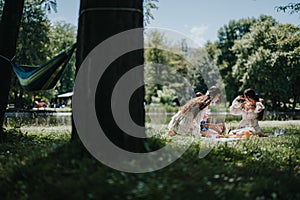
[180,86,221,116]
[180,95,209,113]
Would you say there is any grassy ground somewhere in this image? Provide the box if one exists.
[0,121,299,200]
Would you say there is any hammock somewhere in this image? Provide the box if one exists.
[11,44,76,91]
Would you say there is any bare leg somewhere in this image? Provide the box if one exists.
[204,123,225,134]
[168,130,176,136]
[201,130,218,137]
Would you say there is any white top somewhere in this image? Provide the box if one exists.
[168,105,208,136]
[229,99,264,133]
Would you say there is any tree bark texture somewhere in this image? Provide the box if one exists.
[0,0,25,132]
[75,0,146,152]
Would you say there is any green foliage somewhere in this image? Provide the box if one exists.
[49,21,76,94]
[189,48,221,93]
[7,1,53,106]
[232,17,300,110]
[209,15,299,111]
[0,122,299,199]
[145,30,221,106]
[213,17,258,101]
[5,0,76,108]
[41,0,57,13]
[143,0,159,25]
[151,86,176,104]
[145,104,178,113]
[144,30,192,104]
[276,3,300,15]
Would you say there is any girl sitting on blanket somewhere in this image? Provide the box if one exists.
[195,92,225,137]
[200,113,225,137]
[168,86,221,136]
[196,92,225,137]
[229,88,267,137]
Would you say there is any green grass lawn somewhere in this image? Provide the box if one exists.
[0,121,299,200]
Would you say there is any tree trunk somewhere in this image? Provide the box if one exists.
[74,0,146,152]
[0,0,25,133]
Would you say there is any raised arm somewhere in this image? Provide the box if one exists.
[229,96,244,115]
[254,102,265,113]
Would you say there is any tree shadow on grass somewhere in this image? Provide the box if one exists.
[0,129,299,200]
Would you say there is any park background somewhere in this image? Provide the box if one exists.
[0,0,299,199]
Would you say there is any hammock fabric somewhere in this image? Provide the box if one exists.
[11,44,76,91]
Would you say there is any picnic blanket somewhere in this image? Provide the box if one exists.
[201,127,285,142]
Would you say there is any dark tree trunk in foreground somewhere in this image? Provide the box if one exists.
[74,0,146,152]
[0,0,25,133]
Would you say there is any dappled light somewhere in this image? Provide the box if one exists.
[0,0,299,199]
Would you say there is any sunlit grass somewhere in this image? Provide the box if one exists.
[19,125,71,140]
[0,121,299,199]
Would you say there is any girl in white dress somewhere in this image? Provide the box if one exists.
[168,86,221,136]
[230,88,266,136]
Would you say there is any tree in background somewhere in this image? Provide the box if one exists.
[145,30,198,105]
[144,0,158,25]
[213,17,257,102]
[232,16,300,110]
[207,14,299,111]
[189,48,221,93]
[0,0,56,133]
[9,1,53,108]
[144,30,191,105]
[276,2,300,15]
[5,4,76,108]
[49,22,76,95]
[144,30,169,104]
[145,30,223,106]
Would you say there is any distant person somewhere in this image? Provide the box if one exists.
[33,100,46,108]
[229,88,266,137]
[168,86,221,136]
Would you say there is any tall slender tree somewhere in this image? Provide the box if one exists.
[10,1,52,109]
[0,0,25,133]
[0,0,56,134]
